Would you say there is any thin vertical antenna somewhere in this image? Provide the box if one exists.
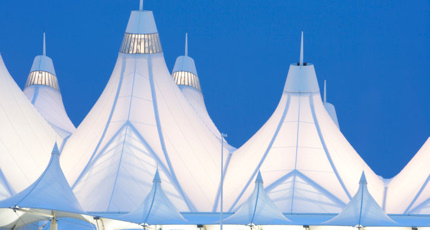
[300,31,304,66]
[324,80,327,104]
[139,0,143,11]
[185,33,188,56]
[43,33,46,56]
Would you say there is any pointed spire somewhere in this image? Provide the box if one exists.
[324,80,327,104]
[359,172,367,185]
[185,33,188,56]
[52,142,60,155]
[139,0,143,11]
[153,169,161,183]
[299,31,304,66]
[43,33,46,56]
[255,171,263,184]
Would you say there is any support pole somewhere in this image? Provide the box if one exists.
[50,211,57,230]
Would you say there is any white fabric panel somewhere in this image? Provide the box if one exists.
[325,173,395,226]
[385,137,430,214]
[121,171,186,225]
[61,10,230,213]
[126,11,158,34]
[224,62,385,214]
[324,102,339,129]
[0,144,83,214]
[30,55,56,75]
[173,56,198,76]
[0,54,58,194]
[224,172,290,225]
[24,85,76,139]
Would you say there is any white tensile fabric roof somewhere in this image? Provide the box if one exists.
[23,45,76,141]
[325,173,395,227]
[222,36,385,214]
[1,4,430,229]
[385,137,430,214]
[60,10,230,213]
[0,54,58,196]
[224,172,290,225]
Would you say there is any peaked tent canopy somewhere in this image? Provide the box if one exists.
[0,143,83,214]
[385,137,430,214]
[324,172,395,227]
[223,33,385,214]
[60,7,230,213]
[224,172,290,225]
[23,33,76,141]
[120,170,186,225]
[0,53,58,195]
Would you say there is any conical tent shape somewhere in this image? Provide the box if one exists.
[325,173,395,226]
[120,170,186,225]
[60,9,230,212]
[0,53,57,194]
[385,137,430,214]
[223,34,385,214]
[23,34,76,140]
[0,143,84,214]
[224,172,290,225]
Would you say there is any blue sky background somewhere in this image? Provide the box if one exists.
[0,0,428,179]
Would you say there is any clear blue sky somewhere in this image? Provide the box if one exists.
[0,0,428,179]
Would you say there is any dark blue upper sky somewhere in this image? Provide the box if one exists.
[0,0,428,178]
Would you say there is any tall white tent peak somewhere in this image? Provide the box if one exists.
[43,33,46,56]
[300,31,304,66]
[255,171,263,184]
[139,0,143,11]
[185,33,188,56]
[153,170,161,183]
[125,10,157,34]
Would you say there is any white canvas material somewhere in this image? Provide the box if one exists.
[385,137,430,214]
[224,172,290,225]
[325,172,395,227]
[60,9,230,213]
[120,170,186,225]
[0,143,83,214]
[223,39,385,214]
[24,48,76,140]
[0,54,58,195]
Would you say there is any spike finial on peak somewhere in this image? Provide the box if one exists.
[324,80,327,104]
[43,33,46,56]
[185,33,188,56]
[139,0,143,11]
[300,31,304,66]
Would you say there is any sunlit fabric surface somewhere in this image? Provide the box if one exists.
[60,10,230,213]
[0,143,83,214]
[386,137,430,214]
[0,54,57,195]
[120,170,186,225]
[224,172,290,225]
[223,61,385,214]
[325,173,395,227]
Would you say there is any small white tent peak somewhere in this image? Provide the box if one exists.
[325,172,395,227]
[0,143,84,214]
[223,33,385,214]
[224,171,290,225]
[120,169,186,225]
[60,8,231,213]
[0,53,57,194]
[23,33,76,140]
[323,80,340,129]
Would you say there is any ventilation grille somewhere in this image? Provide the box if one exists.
[25,71,60,91]
[172,71,201,91]
[120,33,162,54]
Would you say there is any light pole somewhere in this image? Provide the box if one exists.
[220,133,227,230]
